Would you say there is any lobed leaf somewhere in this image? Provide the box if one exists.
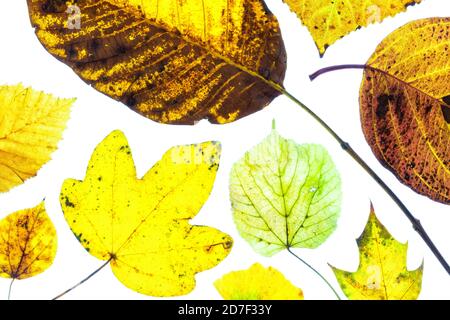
[60,130,233,296]
[331,204,423,300]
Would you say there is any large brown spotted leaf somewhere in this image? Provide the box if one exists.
[27,0,286,124]
[360,18,450,204]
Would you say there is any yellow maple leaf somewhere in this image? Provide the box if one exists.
[283,0,422,55]
[60,130,233,297]
[0,202,57,280]
[0,84,74,193]
[215,263,304,300]
[330,204,423,300]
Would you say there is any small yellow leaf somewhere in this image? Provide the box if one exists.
[283,0,422,55]
[215,263,304,300]
[330,204,423,300]
[60,130,233,296]
[0,202,57,280]
[0,84,74,193]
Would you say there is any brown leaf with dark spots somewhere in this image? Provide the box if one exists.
[27,0,286,124]
[360,18,450,204]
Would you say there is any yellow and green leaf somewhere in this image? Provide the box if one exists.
[330,204,423,300]
[229,126,341,256]
[60,130,233,297]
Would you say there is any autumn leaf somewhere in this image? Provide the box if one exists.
[59,130,232,297]
[0,202,57,280]
[360,18,450,204]
[330,204,423,300]
[229,125,341,257]
[215,263,304,300]
[27,0,286,125]
[0,84,74,193]
[283,0,422,55]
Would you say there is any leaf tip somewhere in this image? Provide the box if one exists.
[369,201,375,214]
[105,130,129,146]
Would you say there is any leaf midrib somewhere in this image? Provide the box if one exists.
[100,0,284,93]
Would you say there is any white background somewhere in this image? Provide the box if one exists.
[0,0,448,300]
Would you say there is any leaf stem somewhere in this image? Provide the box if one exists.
[8,278,15,300]
[52,258,112,300]
[287,248,341,300]
[309,64,367,81]
[273,71,450,275]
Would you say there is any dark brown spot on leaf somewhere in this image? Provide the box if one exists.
[41,0,66,13]
[376,94,391,118]
[64,196,75,208]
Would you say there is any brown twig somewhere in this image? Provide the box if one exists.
[265,66,450,275]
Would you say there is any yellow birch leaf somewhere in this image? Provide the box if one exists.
[60,130,233,296]
[0,202,57,280]
[283,0,422,55]
[0,84,74,193]
[330,204,423,300]
[215,263,304,300]
[27,0,286,124]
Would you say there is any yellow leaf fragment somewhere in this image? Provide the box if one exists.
[330,204,423,300]
[0,202,57,280]
[283,0,422,55]
[215,263,304,300]
[60,130,233,296]
[0,84,74,193]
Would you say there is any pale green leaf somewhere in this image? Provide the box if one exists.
[229,127,341,256]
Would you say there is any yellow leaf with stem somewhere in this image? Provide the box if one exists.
[330,204,423,300]
[0,202,57,281]
[60,130,233,297]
